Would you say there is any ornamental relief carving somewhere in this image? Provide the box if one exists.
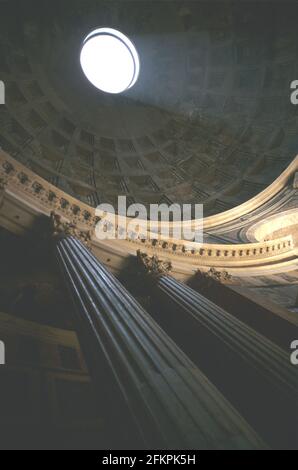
[136,250,172,277]
[50,212,92,248]
[127,234,293,263]
[196,267,232,286]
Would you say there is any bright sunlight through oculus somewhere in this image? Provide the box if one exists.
[80,28,140,94]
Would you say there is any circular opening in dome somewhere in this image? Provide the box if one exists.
[80,28,140,94]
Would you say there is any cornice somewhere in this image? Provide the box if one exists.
[0,150,98,230]
[0,149,297,274]
[202,157,298,229]
[1,150,297,232]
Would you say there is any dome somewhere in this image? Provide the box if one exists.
[0,1,297,215]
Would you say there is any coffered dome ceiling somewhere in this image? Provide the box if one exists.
[0,0,298,215]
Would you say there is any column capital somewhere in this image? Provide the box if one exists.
[136,250,172,277]
[196,267,232,286]
[50,211,91,248]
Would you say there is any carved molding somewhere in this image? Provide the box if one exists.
[203,155,298,229]
[128,234,294,266]
[0,151,99,231]
[0,150,296,268]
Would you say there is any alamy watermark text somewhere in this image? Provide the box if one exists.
[95,196,203,243]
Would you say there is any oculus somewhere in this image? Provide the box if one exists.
[80,28,140,94]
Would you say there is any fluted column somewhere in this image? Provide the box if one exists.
[192,269,296,350]
[54,234,264,450]
[137,256,297,449]
[157,276,297,395]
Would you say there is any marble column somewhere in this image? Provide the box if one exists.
[53,228,264,449]
[136,254,297,448]
[192,269,296,350]
[157,276,297,396]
